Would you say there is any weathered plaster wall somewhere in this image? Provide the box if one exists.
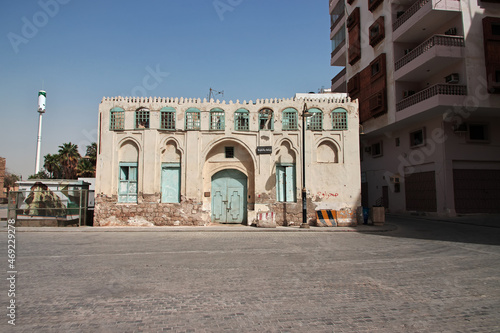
[95,95,361,226]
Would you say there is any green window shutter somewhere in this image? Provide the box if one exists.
[306,108,323,131]
[119,163,138,203]
[276,166,285,202]
[276,164,296,202]
[332,108,348,130]
[160,107,176,130]
[282,108,298,130]
[110,107,125,130]
[185,108,201,130]
[259,109,274,130]
[210,108,225,130]
[235,109,249,131]
[285,166,296,202]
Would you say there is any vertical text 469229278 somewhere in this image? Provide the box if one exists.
[6,218,17,326]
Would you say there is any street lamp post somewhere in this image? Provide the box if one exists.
[301,103,312,229]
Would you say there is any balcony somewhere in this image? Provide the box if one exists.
[331,68,346,93]
[396,84,467,122]
[328,0,339,13]
[394,35,465,81]
[330,11,345,33]
[393,0,461,43]
[330,0,345,35]
[331,39,346,67]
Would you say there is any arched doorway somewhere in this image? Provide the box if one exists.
[211,169,247,224]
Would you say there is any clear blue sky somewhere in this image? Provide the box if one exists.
[0,0,340,179]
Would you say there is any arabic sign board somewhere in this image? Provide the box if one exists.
[256,146,272,155]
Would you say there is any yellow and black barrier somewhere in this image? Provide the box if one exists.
[316,210,337,227]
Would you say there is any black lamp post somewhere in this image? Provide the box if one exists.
[301,103,313,228]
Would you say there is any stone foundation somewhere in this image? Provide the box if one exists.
[95,195,361,227]
[94,195,210,226]
[265,202,313,226]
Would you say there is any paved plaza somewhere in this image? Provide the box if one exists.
[1,215,499,332]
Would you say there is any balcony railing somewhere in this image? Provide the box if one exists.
[331,68,346,87]
[331,39,346,59]
[395,35,465,71]
[393,0,431,32]
[330,11,345,32]
[396,83,467,111]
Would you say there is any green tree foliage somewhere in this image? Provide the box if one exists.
[38,142,98,180]
[44,153,62,179]
[85,142,97,165]
[4,171,21,192]
[58,142,81,179]
[76,158,95,177]
[28,170,51,180]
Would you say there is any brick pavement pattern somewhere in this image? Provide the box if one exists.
[1,216,500,332]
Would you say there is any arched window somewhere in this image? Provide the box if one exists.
[110,107,124,130]
[118,140,139,203]
[160,107,176,130]
[210,108,225,130]
[306,108,323,131]
[282,108,298,130]
[135,107,150,129]
[259,108,274,130]
[332,108,348,130]
[234,109,249,131]
[185,108,201,130]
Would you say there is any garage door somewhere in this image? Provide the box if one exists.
[453,169,500,214]
[405,171,437,212]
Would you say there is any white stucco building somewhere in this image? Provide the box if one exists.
[330,0,500,215]
[94,94,362,226]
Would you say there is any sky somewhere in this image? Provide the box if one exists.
[0,0,340,179]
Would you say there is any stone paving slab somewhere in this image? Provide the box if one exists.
[0,216,499,332]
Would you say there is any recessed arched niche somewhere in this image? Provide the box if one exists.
[276,140,296,164]
[119,140,139,162]
[161,140,181,163]
[317,141,338,163]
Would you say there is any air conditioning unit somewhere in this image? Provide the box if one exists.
[390,176,401,184]
[404,48,413,55]
[445,27,457,35]
[445,73,459,84]
[403,90,416,98]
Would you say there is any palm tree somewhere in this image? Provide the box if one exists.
[85,143,97,165]
[76,158,95,177]
[44,153,62,179]
[78,142,98,177]
[58,142,81,179]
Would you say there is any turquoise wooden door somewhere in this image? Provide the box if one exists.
[211,169,247,224]
[276,164,296,202]
[161,163,180,203]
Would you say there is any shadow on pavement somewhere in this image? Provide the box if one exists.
[378,214,500,246]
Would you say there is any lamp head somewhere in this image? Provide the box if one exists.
[302,103,313,118]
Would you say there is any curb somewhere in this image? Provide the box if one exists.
[1,224,397,233]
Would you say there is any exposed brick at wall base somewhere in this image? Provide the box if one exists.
[266,202,314,227]
[94,196,209,226]
[262,201,360,227]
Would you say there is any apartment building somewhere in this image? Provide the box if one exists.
[330,0,500,215]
